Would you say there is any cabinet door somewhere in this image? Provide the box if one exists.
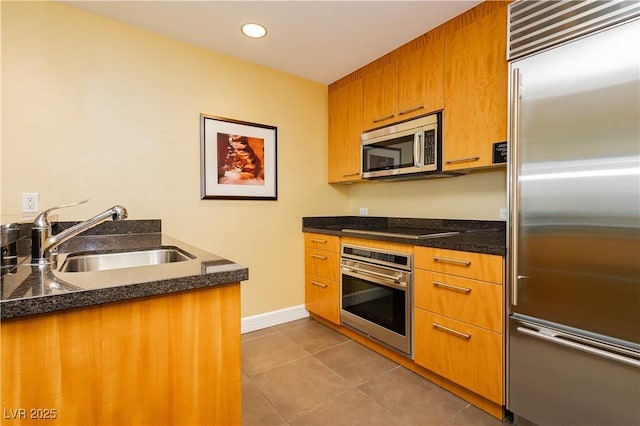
[414,309,503,404]
[443,1,508,171]
[362,52,398,130]
[397,29,445,120]
[414,246,504,284]
[304,233,340,252]
[328,76,363,183]
[305,274,340,324]
[415,269,503,333]
[304,248,339,282]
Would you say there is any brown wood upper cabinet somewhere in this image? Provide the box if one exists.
[328,74,363,183]
[397,29,445,123]
[362,51,398,130]
[362,30,445,131]
[328,1,509,184]
[443,1,509,171]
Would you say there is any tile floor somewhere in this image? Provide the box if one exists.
[242,317,510,426]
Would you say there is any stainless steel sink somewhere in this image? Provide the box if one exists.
[58,246,196,272]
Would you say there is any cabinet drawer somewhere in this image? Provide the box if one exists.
[305,274,339,324]
[304,249,339,281]
[415,270,503,333]
[415,246,503,283]
[304,233,340,252]
[414,309,503,404]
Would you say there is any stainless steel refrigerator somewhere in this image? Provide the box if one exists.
[507,2,640,425]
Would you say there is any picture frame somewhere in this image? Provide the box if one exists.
[200,114,278,200]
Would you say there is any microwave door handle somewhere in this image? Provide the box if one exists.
[413,132,422,167]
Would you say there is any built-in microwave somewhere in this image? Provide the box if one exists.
[361,112,451,180]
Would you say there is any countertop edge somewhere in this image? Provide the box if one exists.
[1,231,249,320]
[302,226,506,256]
[1,267,248,320]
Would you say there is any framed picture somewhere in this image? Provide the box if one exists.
[200,114,278,200]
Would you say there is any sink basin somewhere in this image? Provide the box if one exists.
[59,246,196,272]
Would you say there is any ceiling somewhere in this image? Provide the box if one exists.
[60,1,483,84]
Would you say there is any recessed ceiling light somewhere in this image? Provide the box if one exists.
[241,23,267,39]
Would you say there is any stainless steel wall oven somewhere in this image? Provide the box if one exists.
[340,244,412,356]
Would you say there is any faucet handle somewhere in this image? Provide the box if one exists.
[33,199,89,229]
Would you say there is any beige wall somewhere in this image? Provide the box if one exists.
[1,1,507,319]
[348,169,507,219]
[1,1,349,317]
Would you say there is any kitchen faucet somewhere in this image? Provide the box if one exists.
[31,200,128,265]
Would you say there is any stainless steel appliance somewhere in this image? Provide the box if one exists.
[361,113,453,180]
[340,244,412,355]
[508,2,640,425]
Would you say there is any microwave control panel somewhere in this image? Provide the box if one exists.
[423,129,436,165]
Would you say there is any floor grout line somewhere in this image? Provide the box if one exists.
[242,318,507,426]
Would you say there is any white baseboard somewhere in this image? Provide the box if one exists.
[241,304,310,334]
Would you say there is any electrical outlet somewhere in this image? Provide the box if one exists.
[359,207,369,216]
[499,208,507,220]
[22,192,39,213]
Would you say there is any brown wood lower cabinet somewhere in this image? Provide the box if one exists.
[414,246,505,407]
[304,233,340,324]
[415,270,502,333]
[414,309,503,404]
[302,233,506,418]
[0,284,241,426]
[305,273,339,324]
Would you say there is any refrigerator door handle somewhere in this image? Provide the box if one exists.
[516,326,640,369]
[510,67,521,306]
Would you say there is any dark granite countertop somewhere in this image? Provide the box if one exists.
[302,216,506,256]
[0,221,248,319]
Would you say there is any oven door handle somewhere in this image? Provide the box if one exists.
[341,265,407,290]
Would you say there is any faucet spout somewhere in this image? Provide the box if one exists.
[31,201,128,265]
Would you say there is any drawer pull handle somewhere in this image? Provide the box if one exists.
[445,156,480,165]
[311,254,328,260]
[372,114,395,123]
[398,105,425,115]
[433,322,471,340]
[432,256,471,266]
[342,172,360,177]
[433,281,471,293]
[310,239,328,244]
[311,281,328,288]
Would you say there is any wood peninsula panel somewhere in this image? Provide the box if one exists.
[443,1,509,171]
[1,284,241,426]
[328,74,363,183]
[0,307,101,425]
